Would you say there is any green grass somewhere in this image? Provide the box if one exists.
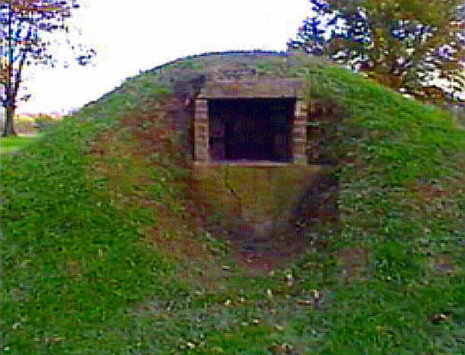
[0,135,40,154]
[1,54,465,354]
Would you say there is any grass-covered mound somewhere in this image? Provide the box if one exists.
[1,52,465,354]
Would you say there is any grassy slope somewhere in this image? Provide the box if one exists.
[291,63,465,353]
[1,56,465,354]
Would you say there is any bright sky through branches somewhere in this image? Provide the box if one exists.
[18,0,310,114]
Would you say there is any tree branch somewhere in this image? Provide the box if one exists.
[11,26,32,108]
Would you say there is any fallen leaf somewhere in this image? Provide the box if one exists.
[431,313,451,324]
[297,299,312,306]
[269,342,294,354]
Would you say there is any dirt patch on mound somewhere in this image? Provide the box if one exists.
[336,247,371,283]
[189,166,339,271]
[90,92,339,278]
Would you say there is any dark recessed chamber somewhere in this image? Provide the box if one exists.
[208,98,294,162]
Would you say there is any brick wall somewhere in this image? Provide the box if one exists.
[193,99,209,163]
[291,99,307,164]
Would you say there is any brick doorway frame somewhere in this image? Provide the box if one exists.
[193,97,307,165]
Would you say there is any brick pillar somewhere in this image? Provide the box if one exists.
[292,99,307,164]
[194,99,209,163]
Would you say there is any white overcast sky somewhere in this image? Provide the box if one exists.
[18,0,311,114]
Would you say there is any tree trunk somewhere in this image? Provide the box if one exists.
[3,0,16,137]
[2,105,17,137]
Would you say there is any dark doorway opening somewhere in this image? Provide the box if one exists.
[209,99,294,162]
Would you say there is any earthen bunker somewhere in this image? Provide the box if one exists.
[150,51,339,259]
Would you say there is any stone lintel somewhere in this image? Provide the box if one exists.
[202,77,305,99]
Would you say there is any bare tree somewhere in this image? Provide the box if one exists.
[0,0,95,136]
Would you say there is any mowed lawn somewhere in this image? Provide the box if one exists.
[1,135,40,154]
[1,54,465,354]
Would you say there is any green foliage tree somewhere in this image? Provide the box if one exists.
[0,0,95,136]
[289,0,465,100]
